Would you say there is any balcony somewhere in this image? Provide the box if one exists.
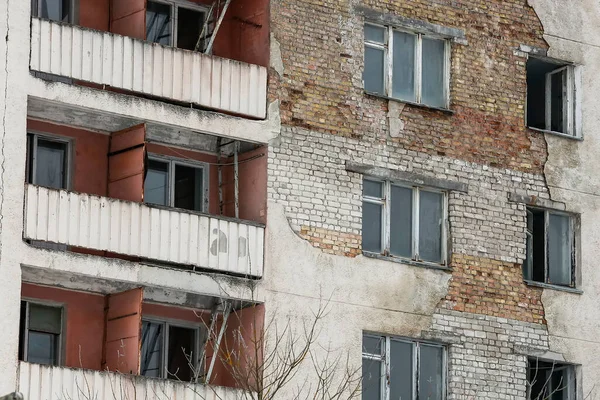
[18,362,246,400]
[24,184,264,277]
[30,17,268,119]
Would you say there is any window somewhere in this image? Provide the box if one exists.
[19,301,63,366]
[527,57,578,137]
[26,133,70,190]
[362,334,445,400]
[144,156,207,212]
[362,179,447,265]
[363,23,450,108]
[32,0,73,23]
[524,207,576,288]
[146,0,207,51]
[528,359,576,400]
[141,319,201,380]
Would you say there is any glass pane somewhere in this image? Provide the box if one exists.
[418,345,444,400]
[362,335,383,356]
[363,180,383,198]
[146,1,172,46]
[40,0,70,22]
[365,24,385,43]
[144,160,169,206]
[362,202,383,253]
[392,31,416,101]
[28,304,62,334]
[364,46,385,94]
[548,214,572,286]
[167,325,196,381]
[550,69,566,133]
[28,331,58,365]
[390,186,412,258]
[389,340,413,400]
[418,191,444,263]
[174,164,204,212]
[141,321,164,377]
[362,358,382,400]
[36,139,67,189]
[177,7,204,50]
[421,38,446,108]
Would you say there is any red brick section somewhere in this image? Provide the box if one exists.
[300,226,361,258]
[441,254,545,324]
[269,0,549,174]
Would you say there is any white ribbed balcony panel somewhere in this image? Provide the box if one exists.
[18,362,246,400]
[24,184,264,277]
[30,18,268,119]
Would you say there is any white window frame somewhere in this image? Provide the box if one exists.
[146,154,209,212]
[32,0,77,24]
[20,299,65,366]
[141,316,203,380]
[362,179,448,266]
[362,333,447,400]
[525,207,576,288]
[364,22,451,108]
[27,132,73,190]
[146,0,208,49]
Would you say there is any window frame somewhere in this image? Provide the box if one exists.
[141,316,203,380]
[362,178,449,266]
[362,333,447,400]
[145,154,209,213]
[146,0,209,49]
[527,358,577,400]
[32,0,77,24]
[20,299,65,366]
[363,22,451,109]
[26,132,73,191]
[524,206,577,288]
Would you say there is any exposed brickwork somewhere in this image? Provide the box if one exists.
[441,254,545,324]
[299,226,361,257]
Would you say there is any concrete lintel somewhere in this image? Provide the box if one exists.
[513,344,566,363]
[356,6,468,45]
[420,330,463,345]
[508,192,566,211]
[519,44,548,57]
[346,161,469,193]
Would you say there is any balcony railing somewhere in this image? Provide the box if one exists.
[18,362,245,400]
[24,184,264,277]
[30,18,268,119]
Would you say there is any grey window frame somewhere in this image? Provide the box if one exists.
[20,299,65,366]
[525,207,577,288]
[32,0,77,24]
[145,154,209,212]
[26,132,72,190]
[146,0,208,49]
[362,333,447,400]
[527,358,576,400]
[362,178,448,266]
[364,22,451,108]
[141,316,203,380]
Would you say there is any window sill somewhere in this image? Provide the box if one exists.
[364,91,455,115]
[528,127,583,141]
[363,251,451,272]
[524,280,583,294]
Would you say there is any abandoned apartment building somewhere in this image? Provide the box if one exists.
[0,0,598,399]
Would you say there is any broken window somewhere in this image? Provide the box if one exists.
[141,319,200,381]
[146,0,207,51]
[528,359,576,400]
[26,133,70,190]
[363,23,450,108]
[19,301,63,366]
[144,156,207,212]
[524,207,576,288]
[527,57,578,137]
[33,0,73,23]
[362,334,445,400]
[362,179,447,265]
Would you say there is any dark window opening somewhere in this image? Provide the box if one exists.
[144,158,205,212]
[19,301,62,366]
[528,359,575,400]
[34,0,72,23]
[146,1,172,46]
[177,7,205,51]
[26,134,69,190]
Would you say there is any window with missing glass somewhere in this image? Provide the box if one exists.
[362,334,446,400]
[26,133,70,190]
[146,0,207,51]
[144,156,208,213]
[528,359,576,400]
[19,301,63,366]
[362,179,447,265]
[524,207,576,288]
[363,23,450,108]
[32,0,74,23]
[141,319,201,381]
